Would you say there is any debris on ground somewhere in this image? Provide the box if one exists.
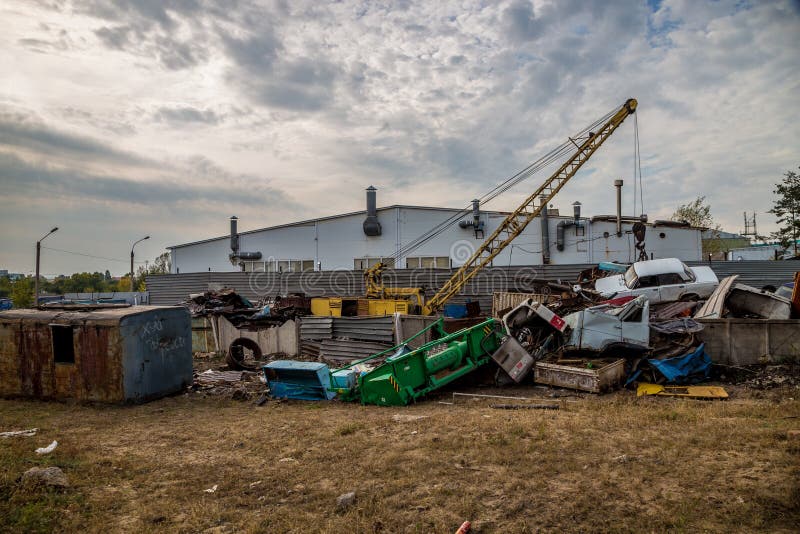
[35,440,58,455]
[489,403,559,410]
[192,369,264,400]
[0,428,37,438]
[203,484,218,493]
[336,491,356,511]
[637,383,729,399]
[20,466,68,489]
[735,364,800,390]
[391,414,429,422]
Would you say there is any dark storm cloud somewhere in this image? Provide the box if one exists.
[0,110,151,166]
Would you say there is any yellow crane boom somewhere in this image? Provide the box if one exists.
[421,98,638,315]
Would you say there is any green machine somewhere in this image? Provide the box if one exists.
[358,318,503,406]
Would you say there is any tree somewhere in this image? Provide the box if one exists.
[768,167,800,257]
[671,196,717,229]
[11,277,33,308]
[672,196,725,255]
[135,251,171,290]
[0,276,11,299]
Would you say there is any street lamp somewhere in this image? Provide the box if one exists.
[130,236,150,292]
[35,227,58,307]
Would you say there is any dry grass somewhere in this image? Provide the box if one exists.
[1,386,798,533]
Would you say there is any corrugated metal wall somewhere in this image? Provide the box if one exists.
[147,261,799,307]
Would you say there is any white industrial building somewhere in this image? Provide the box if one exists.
[168,186,703,274]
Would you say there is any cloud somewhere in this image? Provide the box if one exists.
[154,106,220,125]
[1,0,798,275]
[0,108,150,167]
[0,151,293,209]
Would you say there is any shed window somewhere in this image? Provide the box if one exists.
[51,325,75,364]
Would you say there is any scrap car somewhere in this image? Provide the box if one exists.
[594,257,718,304]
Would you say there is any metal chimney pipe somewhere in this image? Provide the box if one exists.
[614,180,623,236]
[230,216,239,253]
[540,196,550,264]
[366,186,377,217]
[472,199,480,226]
[363,186,382,236]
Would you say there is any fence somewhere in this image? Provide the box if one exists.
[147,261,800,308]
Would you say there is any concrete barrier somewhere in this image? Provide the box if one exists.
[697,319,800,365]
[216,316,299,357]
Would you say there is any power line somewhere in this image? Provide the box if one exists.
[389,103,621,261]
[41,246,147,265]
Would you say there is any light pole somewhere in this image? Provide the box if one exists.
[35,227,58,307]
[130,236,150,292]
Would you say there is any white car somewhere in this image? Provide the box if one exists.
[594,258,718,304]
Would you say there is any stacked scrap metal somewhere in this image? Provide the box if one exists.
[299,315,395,363]
[695,275,794,320]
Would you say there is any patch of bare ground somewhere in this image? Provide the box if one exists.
[1,386,798,533]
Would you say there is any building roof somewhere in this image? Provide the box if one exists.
[168,204,513,250]
[169,204,703,250]
[702,230,747,240]
[0,305,184,323]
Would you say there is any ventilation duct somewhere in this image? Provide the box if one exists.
[228,216,262,263]
[230,216,239,254]
[363,186,382,236]
[458,199,485,238]
[540,197,550,264]
[614,179,623,237]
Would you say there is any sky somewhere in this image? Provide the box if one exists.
[0,0,798,276]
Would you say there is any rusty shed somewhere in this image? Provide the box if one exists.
[0,305,192,403]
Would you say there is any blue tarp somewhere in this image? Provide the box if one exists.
[647,343,712,384]
[626,343,712,386]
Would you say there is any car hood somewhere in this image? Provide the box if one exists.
[594,274,627,296]
[689,266,718,284]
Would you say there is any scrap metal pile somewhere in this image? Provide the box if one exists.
[185,289,310,327]
[492,262,799,397]
[197,260,798,406]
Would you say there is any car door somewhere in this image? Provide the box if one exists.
[634,275,661,302]
[657,273,686,302]
[618,297,649,347]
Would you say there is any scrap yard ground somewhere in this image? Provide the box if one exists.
[1,386,798,533]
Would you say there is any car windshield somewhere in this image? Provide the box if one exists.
[623,266,638,289]
[681,262,695,282]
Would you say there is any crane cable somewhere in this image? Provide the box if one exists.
[387,104,620,262]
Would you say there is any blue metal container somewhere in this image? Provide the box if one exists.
[263,361,336,400]
[330,368,358,390]
[443,304,468,318]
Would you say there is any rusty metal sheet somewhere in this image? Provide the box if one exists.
[695,275,738,319]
